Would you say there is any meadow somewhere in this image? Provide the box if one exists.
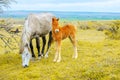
[0,19,120,80]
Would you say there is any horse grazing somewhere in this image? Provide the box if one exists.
[52,17,78,62]
[20,13,54,67]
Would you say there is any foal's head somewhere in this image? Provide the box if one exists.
[52,17,59,27]
[52,17,60,33]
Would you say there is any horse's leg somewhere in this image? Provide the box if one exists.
[41,36,46,56]
[69,35,78,59]
[36,37,41,59]
[45,31,53,58]
[30,39,36,60]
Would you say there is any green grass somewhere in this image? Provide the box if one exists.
[0,19,120,80]
[0,28,120,80]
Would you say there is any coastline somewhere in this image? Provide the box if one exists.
[1,11,120,21]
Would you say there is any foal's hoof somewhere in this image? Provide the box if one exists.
[53,59,61,62]
[56,60,61,62]
[53,59,57,62]
[72,56,78,59]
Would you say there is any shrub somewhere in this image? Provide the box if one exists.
[78,21,90,30]
[104,20,120,40]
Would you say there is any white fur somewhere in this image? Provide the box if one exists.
[22,47,31,67]
[20,13,55,67]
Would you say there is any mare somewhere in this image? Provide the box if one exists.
[20,13,54,67]
[52,17,78,62]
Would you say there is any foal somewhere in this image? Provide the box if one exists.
[52,17,78,62]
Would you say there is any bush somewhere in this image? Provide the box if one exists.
[78,21,91,30]
[104,20,120,40]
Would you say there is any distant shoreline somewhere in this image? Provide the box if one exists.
[0,11,120,21]
[0,18,119,23]
[2,10,120,13]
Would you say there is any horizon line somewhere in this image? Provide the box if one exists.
[4,10,120,13]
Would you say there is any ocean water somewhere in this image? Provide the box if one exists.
[0,11,120,20]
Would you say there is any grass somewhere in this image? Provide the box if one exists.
[0,20,120,80]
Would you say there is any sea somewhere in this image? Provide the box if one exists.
[0,11,120,20]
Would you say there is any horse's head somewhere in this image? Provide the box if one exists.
[20,43,31,68]
[20,31,31,68]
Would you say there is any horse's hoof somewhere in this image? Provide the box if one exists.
[38,56,42,60]
[31,57,36,61]
[45,54,48,58]
[41,54,44,57]
[39,54,44,57]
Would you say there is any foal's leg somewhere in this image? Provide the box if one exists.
[69,35,78,59]
[53,41,59,62]
[54,40,61,62]
[57,40,61,62]
[41,36,46,56]
[45,31,53,58]
[30,39,36,59]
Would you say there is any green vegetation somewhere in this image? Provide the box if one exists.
[104,20,120,40]
[0,19,120,80]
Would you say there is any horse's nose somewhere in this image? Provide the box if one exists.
[23,65,28,68]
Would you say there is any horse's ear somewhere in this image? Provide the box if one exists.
[57,18,59,21]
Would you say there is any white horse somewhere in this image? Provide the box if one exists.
[20,13,55,67]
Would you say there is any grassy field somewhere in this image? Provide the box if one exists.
[0,19,120,80]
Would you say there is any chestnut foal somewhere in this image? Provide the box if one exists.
[52,17,78,62]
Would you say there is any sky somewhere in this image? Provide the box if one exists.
[8,0,120,12]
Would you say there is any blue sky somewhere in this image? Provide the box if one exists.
[8,0,120,12]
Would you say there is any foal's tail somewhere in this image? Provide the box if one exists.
[73,24,77,32]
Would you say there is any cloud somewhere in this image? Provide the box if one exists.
[14,0,113,4]
[9,0,120,12]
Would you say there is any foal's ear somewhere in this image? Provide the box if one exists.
[52,18,55,21]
